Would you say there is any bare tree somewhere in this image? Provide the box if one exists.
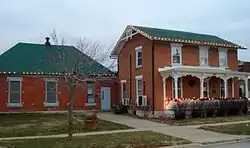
[45,31,115,139]
[76,38,116,71]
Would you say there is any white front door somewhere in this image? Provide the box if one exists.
[101,87,111,111]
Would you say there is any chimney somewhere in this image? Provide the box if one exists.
[45,37,51,46]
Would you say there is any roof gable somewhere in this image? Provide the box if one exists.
[0,43,113,75]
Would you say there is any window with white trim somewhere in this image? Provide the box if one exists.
[45,79,58,106]
[135,46,142,68]
[220,79,225,97]
[203,80,209,97]
[219,48,228,67]
[172,78,182,98]
[171,43,183,65]
[87,82,95,104]
[136,75,143,104]
[239,80,245,97]
[248,80,250,98]
[199,46,209,66]
[8,77,22,107]
[121,80,127,98]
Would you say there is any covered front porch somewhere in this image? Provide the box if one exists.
[159,66,250,102]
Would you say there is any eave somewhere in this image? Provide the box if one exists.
[151,36,246,49]
[111,25,247,58]
[0,71,116,77]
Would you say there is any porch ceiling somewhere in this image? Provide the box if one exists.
[158,65,250,80]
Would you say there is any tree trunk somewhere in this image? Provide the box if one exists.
[68,87,74,139]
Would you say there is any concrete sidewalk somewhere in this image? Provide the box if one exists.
[98,113,165,128]
[98,113,250,144]
[0,128,146,141]
[183,120,250,128]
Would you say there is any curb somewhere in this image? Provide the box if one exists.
[200,137,250,147]
[159,143,203,148]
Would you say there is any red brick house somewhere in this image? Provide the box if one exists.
[111,25,250,115]
[0,39,117,112]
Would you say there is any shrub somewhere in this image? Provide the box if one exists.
[112,104,128,114]
[165,98,249,120]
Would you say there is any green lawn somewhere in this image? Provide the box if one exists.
[200,122,250,135]
[0,113,132,137]
[0,131,191,148]
[161,115,250,126]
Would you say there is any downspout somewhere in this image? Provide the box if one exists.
[152,41,155,114]
[129,54,132,100]
[117,58,119,105]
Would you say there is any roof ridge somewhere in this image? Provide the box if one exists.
[18,42,74,47]
[130,25,245,49]
[132,25,217,37]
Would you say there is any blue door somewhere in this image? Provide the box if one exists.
[101,87,111,111]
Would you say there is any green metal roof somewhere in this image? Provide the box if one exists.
[0,43,113,75]
[132,25,243,48]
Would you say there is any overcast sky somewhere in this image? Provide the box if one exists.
[1,0,250,60]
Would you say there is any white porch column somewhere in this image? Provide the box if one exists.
[200,78,204,98]
[245,79,249,98]
[223,78,228,98]
[232,79,234,98]
[162,77,166,109]
[174,77,178,99]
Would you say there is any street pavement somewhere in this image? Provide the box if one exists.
[209,140,250,148]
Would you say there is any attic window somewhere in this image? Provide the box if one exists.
[125,28,133,41]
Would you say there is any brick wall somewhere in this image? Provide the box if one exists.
[0,75,117,112]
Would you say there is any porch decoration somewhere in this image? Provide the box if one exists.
[85,113,99,129]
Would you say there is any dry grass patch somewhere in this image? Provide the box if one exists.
[0,131,191,148]
[0,113,132,137]
[200,122,250,135]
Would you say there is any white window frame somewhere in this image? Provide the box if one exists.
[86,81,96,106]
[239,80,245,97]
[203,79,210,98]
[121,80,127,99]
[220,79,225,97]
[171,43,183,65]
[219,48,228,68]
[135,75,143,105]
[199,46,209,66]
[7,77,23,107]
[172,78,183,98]
[44,78,58,107]
[135,46,142,68]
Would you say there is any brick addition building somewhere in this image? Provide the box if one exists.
[0,39,117,112]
